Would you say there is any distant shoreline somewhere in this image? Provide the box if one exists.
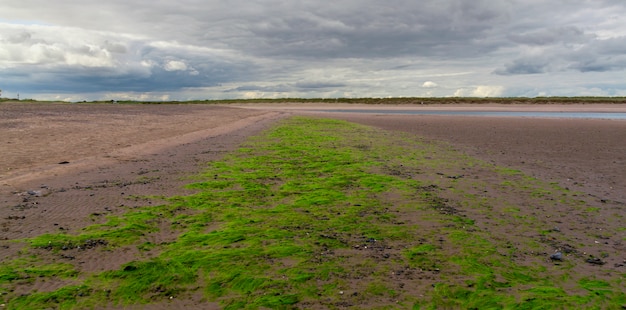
[2,96,626,105]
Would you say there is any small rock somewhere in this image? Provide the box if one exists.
[550,252,563,261]
[123,265,138,271]
[586,257,606,265]
[58,161,70,164]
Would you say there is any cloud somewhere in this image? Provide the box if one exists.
[422,81,438,88]
[232,0,513,59]
[0,22,254,95]
[495,35,626,75]
[494,57,552,75]
[454,85,504,97]
[294,81,346,89]
[507,26,593,46]
[226,81,346,94]
[1,1,626,100]
[164,60,188,71]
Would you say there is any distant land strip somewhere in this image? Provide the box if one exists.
[2,97,626,105]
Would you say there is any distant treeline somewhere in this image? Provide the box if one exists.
[100,97,626,105]
[197,97,626,105]
[2,97,626,104]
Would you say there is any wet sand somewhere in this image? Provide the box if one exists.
[2,100,624,246]
[234,102,626,202]
[313,112,626,203]
[1,101,624,308]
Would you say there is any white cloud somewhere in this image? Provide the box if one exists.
[0,23,132,69]
[164,60,188,71]
[454,85,504,97]
[422,81,438,88]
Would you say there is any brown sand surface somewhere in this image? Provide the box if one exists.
[1,101,625,308]
[0,102,287,258]
[233,103,626,202]
[312,112,626,204]
[231,102,626,112]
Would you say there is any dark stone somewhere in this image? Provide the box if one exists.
[123,265,138,271]
[586,257,606,265]
[550,252,563,261]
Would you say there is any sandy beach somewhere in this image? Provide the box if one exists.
[233,102,626,202]
[1,101,624,308]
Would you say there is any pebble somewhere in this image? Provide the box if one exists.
[586,257,605,265]
[550,252,563,261]
[27,190,42,196]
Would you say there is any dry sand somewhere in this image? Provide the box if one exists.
[1,101,624,308]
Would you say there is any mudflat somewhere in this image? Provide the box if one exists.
[312,110,626,203]
[1,101,624,308]
[238,102,626,202]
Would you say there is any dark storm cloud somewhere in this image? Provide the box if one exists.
[494,57,552,75]
[220,0,511,59]
[2,53,249,95]
[0,24,256,95]
[507,27,593,46]
[495,35,626,75]
[1,0,626,99]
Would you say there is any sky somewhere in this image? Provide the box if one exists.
[1,0,626,101]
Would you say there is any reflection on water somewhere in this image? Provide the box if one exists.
[319,110,626,120]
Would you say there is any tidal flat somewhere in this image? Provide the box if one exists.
[1,114,624,309]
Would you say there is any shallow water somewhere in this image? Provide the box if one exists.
[319,110,626,120]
